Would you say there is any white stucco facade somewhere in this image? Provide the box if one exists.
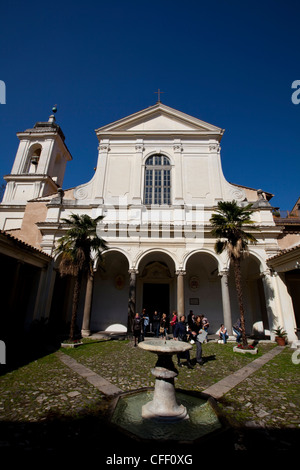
[1,103,298,342]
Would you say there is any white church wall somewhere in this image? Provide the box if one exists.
[90,251,129,331]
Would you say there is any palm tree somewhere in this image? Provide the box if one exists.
[55,213,107,341]
[210,201,258,347]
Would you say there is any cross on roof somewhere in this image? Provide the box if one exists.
[154,88,164,103]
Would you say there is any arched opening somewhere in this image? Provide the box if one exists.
[136,251,176,327]
[229,254,269,337]
[185,251,222,333]
[286,269,300,330]
[25,145,42,174]
[90,250,129,331]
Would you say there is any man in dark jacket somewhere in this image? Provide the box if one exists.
[173,315,193,369]
[152,311,160,337]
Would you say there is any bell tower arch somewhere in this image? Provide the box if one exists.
[0,106,72,229]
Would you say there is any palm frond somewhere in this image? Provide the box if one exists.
[214,239,227,254]
[210,200,259,260]
[56,213,107,277]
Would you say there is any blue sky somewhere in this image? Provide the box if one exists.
[0,0,299,210]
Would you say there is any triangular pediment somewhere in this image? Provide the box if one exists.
[95,103,224,136]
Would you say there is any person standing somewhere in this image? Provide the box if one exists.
[173,315,193,369]
[142,309,150,337]
[152,310,160,337]
[133,313,142,347]
[201,314,209,343]
[159,313,168,339]
[169,310,178,334]
[191,315,205,365]
[187,310,195,329]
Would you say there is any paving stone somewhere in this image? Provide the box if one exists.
[67,391,81,398]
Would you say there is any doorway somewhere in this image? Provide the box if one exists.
[143,283,170,322]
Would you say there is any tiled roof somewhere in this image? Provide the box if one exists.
[267,243,300,261]
[0,230,52,258]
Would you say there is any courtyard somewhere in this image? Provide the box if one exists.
[0,336,299,458]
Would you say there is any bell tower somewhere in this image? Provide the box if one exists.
[0,106,72,229]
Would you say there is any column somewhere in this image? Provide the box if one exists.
[269,271,297,342]
[176,270,185,318]
[128,269,138,333]
[219,269,233,337]
[81,271,95,337]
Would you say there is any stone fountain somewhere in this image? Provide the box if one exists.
[110,337,223,443]
[138,338,192,421]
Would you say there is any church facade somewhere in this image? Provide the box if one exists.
[0,103,299,342]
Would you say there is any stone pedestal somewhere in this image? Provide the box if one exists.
[138,339,192,422]
[142,356,188,421]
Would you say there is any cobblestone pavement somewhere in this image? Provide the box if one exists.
[0,338,299,454]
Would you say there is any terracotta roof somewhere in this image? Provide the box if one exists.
[267,243,300,261]
[274,217,300,225]
[0,230,52,259]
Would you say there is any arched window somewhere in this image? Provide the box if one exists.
[144,154,171,205]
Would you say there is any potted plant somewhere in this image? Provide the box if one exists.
[233,343,258,355]
[272,326,287,346]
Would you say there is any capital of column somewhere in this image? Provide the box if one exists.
[135,139,144,152]
[219,269,230,287]
[260,268,272,278]
[218,269,229,277]
[98,139,110,153]
[176,269,186,276]
[128,268,139,275]
[173,139,183,153]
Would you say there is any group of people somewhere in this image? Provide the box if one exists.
[133,309,178,346]
[133,308,244,364]
[217,318,243,344]
[173,312,209,368]
[133,309,211,368]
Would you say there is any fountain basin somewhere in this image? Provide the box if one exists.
[110,389,222,442]
[137,338,192,355]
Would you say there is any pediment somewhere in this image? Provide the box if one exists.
[95,103,224,136]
